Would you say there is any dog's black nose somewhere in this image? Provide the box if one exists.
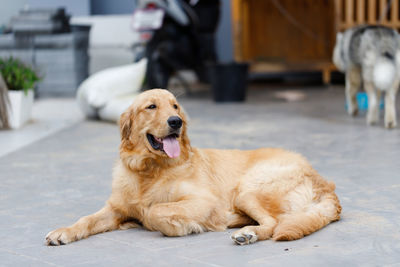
[168,116,182,130]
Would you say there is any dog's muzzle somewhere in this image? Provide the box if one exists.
[146,131,181,158]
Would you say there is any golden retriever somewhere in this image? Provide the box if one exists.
[45,89,341,246]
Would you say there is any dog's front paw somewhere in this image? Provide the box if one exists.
[347,106,358,116]
[231,229,258,245]
[367,105,381,126]
[384,118,397,129]
[45,228,76,246]
[367,113,379,125]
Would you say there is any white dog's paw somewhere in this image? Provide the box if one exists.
[367,113,379,125]
[45,228,75,246]
[347,106,358,116]
[367,103,381,126]
[384,117,397,129]
[231,229,258,245]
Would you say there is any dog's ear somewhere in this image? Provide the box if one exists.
[178,106,192,156]
[119,109,133,142]
[179,105,190,122]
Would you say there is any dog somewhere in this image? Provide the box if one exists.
[333,25,400,128]
[45,89,341,246]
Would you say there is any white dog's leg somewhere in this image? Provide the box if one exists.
[364,81,379,125]
[346,67,361,116]
[384,82,399,128]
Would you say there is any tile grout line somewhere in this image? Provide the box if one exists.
[0,120,83,158]
[0,247,63,267]
[178,255,225,267]
[96,235,154,252]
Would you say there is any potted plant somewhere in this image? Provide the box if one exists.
[0,57,40,129]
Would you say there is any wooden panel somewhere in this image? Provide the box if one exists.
[380,0,387,23]
[368,0,376,24]
[242,0,250,60]
[231,0,400,83]
[233,0,335,64]
[334,0,400,31]
[231,0,243,61]
[346,0,354,24]
[392,0,399,23]
[357,0,365,23]
[334,0,343,32]
[233,0,400,64]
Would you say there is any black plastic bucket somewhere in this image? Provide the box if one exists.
[210,63,249,102]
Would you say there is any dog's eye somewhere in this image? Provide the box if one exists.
[147,104,157,109]
[173,104,178,109]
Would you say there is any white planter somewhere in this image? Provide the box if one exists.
[7,90,34,129]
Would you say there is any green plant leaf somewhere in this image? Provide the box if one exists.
[0,57,41,91]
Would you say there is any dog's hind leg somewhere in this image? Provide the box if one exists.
[345,66,361,116]
[272,178,341,241]
[363,53,381,125]
[45,204,127,246]
[273,194,341,241]
[384,80,399,128]
[231,192,278,245]
[364,80,380,125]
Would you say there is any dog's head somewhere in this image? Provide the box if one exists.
[119,89,191,169]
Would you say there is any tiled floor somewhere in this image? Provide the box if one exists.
[0,98,83,157]
[1,86,399,266]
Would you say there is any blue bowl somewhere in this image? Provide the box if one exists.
[346,92,384,111]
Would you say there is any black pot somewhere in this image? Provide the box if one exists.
[210,63,249,102]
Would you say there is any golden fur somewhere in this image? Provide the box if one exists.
[46,89,341,246]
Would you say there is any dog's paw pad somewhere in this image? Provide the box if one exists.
[231,230,258,245]
[235,236,246,244]
[45,228,73,246]
[385,121,396,129]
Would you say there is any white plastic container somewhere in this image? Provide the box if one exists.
[7,89,34,129]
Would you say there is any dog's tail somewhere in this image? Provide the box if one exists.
[272,187,341,241]
[373,51,399,91]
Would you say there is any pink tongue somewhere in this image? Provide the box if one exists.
[162,136,180,158]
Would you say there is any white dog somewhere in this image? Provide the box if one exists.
[333,25,400,128]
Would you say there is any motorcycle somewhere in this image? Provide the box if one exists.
[132,0,220,92]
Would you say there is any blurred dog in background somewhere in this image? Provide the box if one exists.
[333,25,400,128]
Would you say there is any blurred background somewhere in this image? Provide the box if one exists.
[0,0,352,99]
[0,0,235,97]
[2,0,399,144]
[0,0,399,128]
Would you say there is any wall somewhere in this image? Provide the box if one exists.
[0,0,90,27]
[90,0,135,15]
[0,0,26,27]
[216,0,233,63]
[0,0,233,63]
[25,0,90,16]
